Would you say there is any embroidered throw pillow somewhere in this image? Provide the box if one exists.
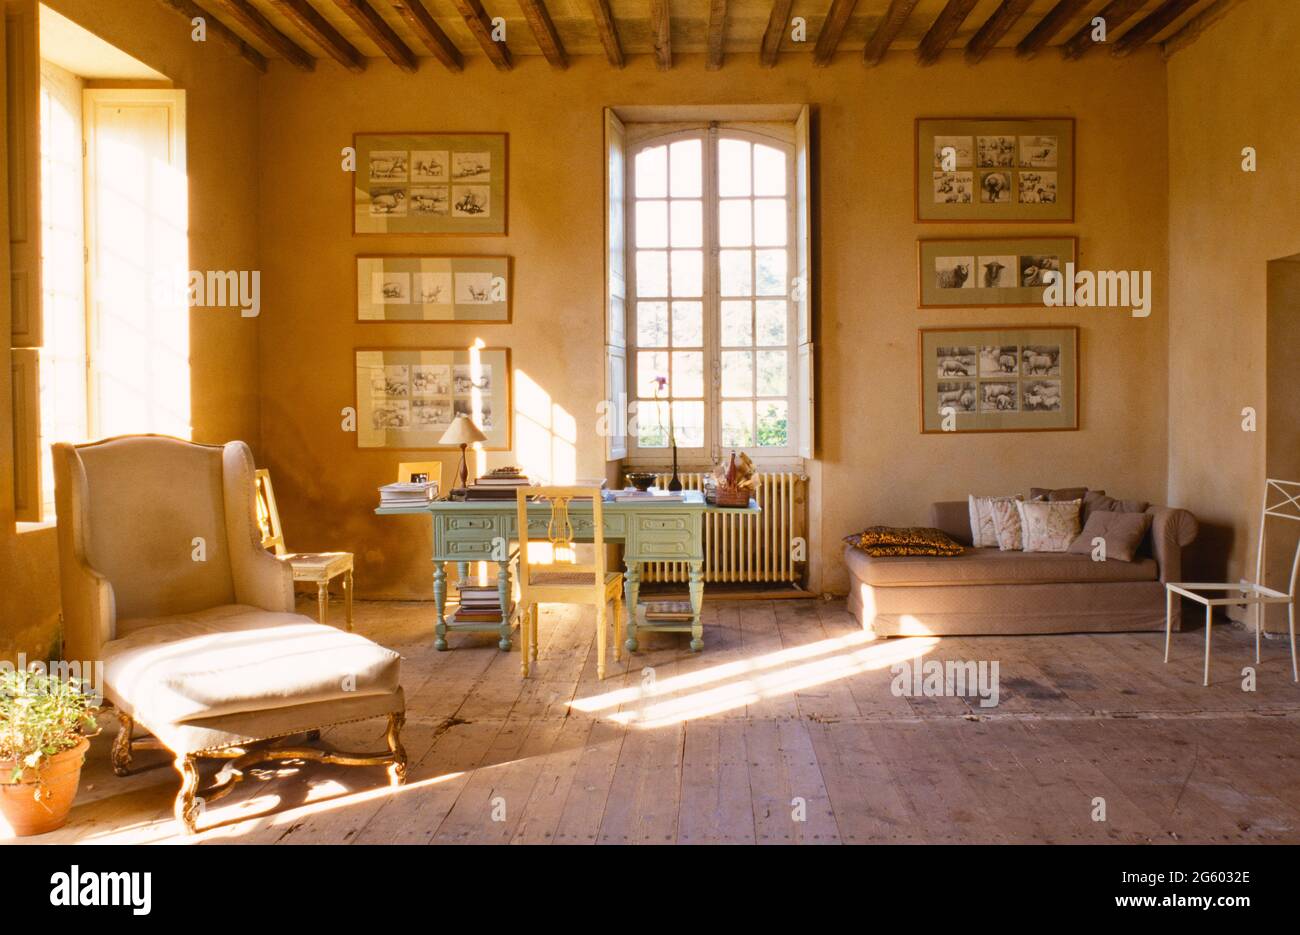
[968,495,1021,548]
[990,498,1024,551]
[843,526,964,557]
[1015,499,1083,553]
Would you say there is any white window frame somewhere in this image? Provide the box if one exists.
[623,121,801,468]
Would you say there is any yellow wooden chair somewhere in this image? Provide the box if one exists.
[516,486,624,679]
[254,469,354,630]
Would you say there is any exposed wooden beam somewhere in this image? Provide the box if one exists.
[517,0,566,68]
[915,0,978,65]
[451,0,514,70]
[964,0,1032,64]
[759,0,794,68]
[334,0,417,70]
[1161,0,1245,57]
[156,0,269,71]
[862,0,920,66]
[213,0,315,69]
[587,0,624,68]
[705,0,727,71]
[812,0,858,67]
[1014,0,1087,58]
[1060,0,1146,59]
[1112,0,1200,56]
[650,0,671,70]
[272,0,363,71]
[390,0,464,71]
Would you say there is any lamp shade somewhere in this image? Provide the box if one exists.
[439,414,487,447]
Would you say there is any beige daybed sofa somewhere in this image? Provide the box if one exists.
[845,498,1198,637]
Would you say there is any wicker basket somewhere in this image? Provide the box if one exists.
[713,484,750,508]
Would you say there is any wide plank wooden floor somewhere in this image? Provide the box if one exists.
[12,597,1300,845]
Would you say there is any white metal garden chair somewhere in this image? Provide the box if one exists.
[1165,478,1300,686]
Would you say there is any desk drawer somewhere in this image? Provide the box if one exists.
[627,512,699,561]
[515,513,627,540]
[445,538,497,558]
[446,516,497,533]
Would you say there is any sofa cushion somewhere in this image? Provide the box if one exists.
[1029,486,1089,503]
[104,604,401,725]
[1068,510,1153,562]
[842,543,1158,587]
[843,526,964,557]
[1084,490,1150,516]
[968,494,1020,547]
[990,498,1024,550]
[1017,499,1083,552]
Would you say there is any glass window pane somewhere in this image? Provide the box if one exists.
[636,250,668,297]
[636,399,668,447]
[755,249,787,296]
[671,301,703,346]
[673,351,704,397]
[753,198,787,247]
[719,249,752,297]
[672,400,705,448]
[721,400,754,448]
[637,351,669,397]
[721,350,753,397]
[721,300,752,347]
[755,300,787,346]
[718,200,752,247]
[670,250,703,297]
[635,145,667,199]
[718,138,751,197]
[753,144,786,196]
[670,200,703,248]
[635,200,668,248]
[757,400,789,447]
[669,138,702,198]
[756,350,788,396]
[636,301,668,348]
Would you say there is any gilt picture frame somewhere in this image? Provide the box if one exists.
[919,326,1079,434]
[918,236,1078,308]
[353,132,508,235]
[916,118,1075,223]
[357,255,511,322]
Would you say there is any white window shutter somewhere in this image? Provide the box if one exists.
[794,105,814,459]
[604,108,628,460]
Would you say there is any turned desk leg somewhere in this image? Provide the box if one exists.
[497,559,512,651]
[433,563,448,651]
[689,560,704,652]
[624,561,640,654]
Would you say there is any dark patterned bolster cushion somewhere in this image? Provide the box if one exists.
[843,526,965,557]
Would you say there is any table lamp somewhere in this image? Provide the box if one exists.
[439,415,487,495]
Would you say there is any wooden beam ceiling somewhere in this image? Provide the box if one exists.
[1112,0,1201,56]
[915,0,979,65]
[391,0,464,71]
[812,0,858,67]
[705,0,727,71]
[1161,0,1244,57]
[157,0,269,71]
[517,0,567,69]
[451,0,514,70]
[759,0,794,68]
[965,0,1032,64]
[1060,0,1146,59]
[650,0,671,70]
[1015,0,1088,58]
[587,0,624,68]
[863,0,920,66]
[272,0,363,71]
[333,0,418,71]
[214,0,315,69]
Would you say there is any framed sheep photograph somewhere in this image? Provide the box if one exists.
[919,325,1078,434]
[353,132,508,235]
[918,236,1078,307]
[357,255,511,322]
[915,118,1074,223]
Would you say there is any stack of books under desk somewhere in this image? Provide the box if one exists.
[453,583,506,623]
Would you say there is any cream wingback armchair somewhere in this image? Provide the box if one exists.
[53,435,407,834]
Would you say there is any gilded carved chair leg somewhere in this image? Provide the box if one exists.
[174,755,201,835]
[111,712,133,777]
[386,713,408,786]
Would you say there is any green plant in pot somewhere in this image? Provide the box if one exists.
[0,667,99,836]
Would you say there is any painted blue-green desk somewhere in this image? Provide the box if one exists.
[376,491,759,654]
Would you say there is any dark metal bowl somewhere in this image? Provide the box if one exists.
[625,472,658,491]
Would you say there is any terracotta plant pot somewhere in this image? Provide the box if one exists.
[0,737,89,836]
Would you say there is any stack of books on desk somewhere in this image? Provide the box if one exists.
[454,584,504,622]
[378,481,438,507]
[607,488,687,503]
[644,600,694,622]
[464,467,531,501]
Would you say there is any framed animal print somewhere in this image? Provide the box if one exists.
[355,347,512,450]
[357,256,511,322]
[916,118,1074,223]
[918,236,1078,308]
[353,132,507,235]
[919,326,1078,434]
